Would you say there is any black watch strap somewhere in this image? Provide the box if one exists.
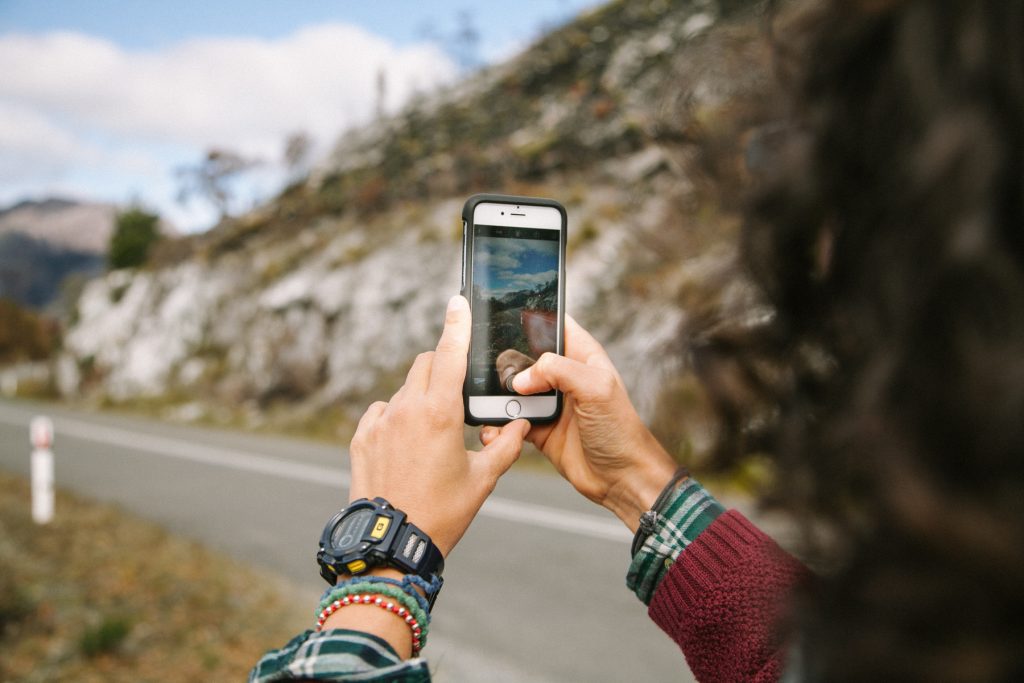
[391,519,445,580]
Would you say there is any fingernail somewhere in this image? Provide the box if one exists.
[448,295,468,312]
[481,426,497,441]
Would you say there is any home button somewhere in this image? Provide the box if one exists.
[505,400,522,418]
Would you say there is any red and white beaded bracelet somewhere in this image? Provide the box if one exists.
[316,593,424,655]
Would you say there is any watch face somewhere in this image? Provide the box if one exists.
[331,508,374,552]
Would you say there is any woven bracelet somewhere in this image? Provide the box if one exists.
[317,581,430,649]
[319,574,439,615]
[319,581,429,632]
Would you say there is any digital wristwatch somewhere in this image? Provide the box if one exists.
[317,497,444,607]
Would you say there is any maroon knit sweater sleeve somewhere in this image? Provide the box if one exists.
[647,510,809,683]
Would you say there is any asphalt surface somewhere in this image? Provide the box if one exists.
[0,398,693,682]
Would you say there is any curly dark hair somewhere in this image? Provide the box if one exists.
[700,1,1024,680]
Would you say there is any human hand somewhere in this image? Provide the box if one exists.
[482,316,677,532]
[496,348,536,392]
[348,295,530,556]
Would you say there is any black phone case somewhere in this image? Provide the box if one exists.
[461,193,567,426]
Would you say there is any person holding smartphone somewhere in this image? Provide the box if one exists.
[251,293,803,682]
[253,0,1024,680]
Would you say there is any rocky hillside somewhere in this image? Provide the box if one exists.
[60,0,774,455]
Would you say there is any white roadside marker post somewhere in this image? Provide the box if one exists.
[30,416,55,525]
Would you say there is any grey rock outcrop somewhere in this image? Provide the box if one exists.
[61,0,770,451]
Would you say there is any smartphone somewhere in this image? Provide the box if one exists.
[461,194,567,425]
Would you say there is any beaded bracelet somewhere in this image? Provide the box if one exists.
[316,592,426,655]
[319,574,440,616]
[317,582,430,650]
[319,581,429,632]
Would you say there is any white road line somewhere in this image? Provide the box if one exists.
[480,497,629,541]
[0,408,629,543]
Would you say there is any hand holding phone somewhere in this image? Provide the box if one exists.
[348,295,530,556]
[482,315,679,533]
[460,194,567,425]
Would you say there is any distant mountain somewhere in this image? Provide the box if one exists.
[0,197,78,216]
[494,280,558,311]
[0,197,116,309]
[0,197,117,254]
[0,232,104,309]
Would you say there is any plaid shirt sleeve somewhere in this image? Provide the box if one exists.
[626,478,725,605]
[249,628,432,682]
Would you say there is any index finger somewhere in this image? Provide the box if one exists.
[564,314,619,376]
[428,295,472,395]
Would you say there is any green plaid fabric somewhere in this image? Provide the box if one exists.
[626,478,725,605]
[250,628,431,682]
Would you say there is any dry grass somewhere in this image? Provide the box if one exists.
[0,470,307,682]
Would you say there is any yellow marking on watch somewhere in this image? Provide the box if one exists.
[346,560,367,574]
[370,516,390,539]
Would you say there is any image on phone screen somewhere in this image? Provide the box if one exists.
[468,224,559,396]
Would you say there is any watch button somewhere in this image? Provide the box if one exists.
[505,399,522,418]
[370,516,391,539]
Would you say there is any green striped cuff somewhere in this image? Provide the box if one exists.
[249,628,432,682]
[626,478,725,605]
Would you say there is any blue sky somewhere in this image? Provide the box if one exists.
[0,0,604,231]
[0,1,596,56]
[476,236,559,297]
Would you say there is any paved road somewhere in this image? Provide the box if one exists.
[0,399,692,682]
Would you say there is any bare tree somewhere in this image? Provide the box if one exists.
[176,148,260,220]
[416,10,481,72]
[283,132,313,184]
[454,10,481,71]
[375,68,388,120]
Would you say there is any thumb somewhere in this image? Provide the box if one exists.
[512,352,608,399]
[478,419,530,479]
[479,425,500,447]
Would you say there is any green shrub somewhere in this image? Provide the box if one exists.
[0,298,56,363]
[0,576,35,637]
[109,208,160,270]
[79,615,131,658]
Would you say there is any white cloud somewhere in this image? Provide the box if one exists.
[478,249,521,271]
[0,102,101,181]
[0,26,457,155]
[477,237,528,270]
[0,25,458,229]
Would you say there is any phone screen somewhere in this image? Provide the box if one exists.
[468,224,560,396]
